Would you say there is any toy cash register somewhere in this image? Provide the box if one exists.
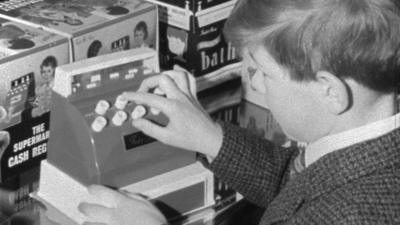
[47,47,196,187]
[35,47,214,224]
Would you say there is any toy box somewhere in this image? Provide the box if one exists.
[0,167,39,217]
[240,100,291,147]
[0,18,69,183]
[197,77,242,211]
[0,0,158,62]
[146,0,233,13]
[145,0,240,78]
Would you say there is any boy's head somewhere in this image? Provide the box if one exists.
[224,0,400,142]
[41,56,58,82]
[225,0,400,92]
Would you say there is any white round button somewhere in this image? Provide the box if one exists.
[112,110,128,126]
[91,116,107,132]
[94,100,110,115]
[114,95,128,110]
[131,105,147,120]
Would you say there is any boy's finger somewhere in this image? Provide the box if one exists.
[137,74,180,97]
[173,64,197,96]
[161,70,191,94]
[121,92,174,115]
[137,74,165,93]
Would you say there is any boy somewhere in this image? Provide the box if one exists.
[79,0,400,224]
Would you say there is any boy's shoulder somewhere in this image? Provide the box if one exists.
[305,170,400,223]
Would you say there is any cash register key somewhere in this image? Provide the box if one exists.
[94,100,110,115]
[114,95,128,110]
[91,116,107,132]
[131,105,147,120]
[112,110,128,126]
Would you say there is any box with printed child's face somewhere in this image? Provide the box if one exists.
[146,0,240,77]
[0,18,69,183]
[0,0,158,62]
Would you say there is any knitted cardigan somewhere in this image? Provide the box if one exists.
[209,122,400,225]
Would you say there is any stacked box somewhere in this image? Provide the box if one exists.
[0,18,69,182]
[240,100,290,146]
[0,167,39,217]
[0,18,69,215]
[146,0,240,79]
[198,77,242,211]
[0,0,158,62]
[147,0,233,12]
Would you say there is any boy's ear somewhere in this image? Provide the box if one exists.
[315,71,350,114]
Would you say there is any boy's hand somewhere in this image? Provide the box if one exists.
[121,66,223,158]
[79,185,167,225]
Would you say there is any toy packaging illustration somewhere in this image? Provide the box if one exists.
[0,0,158,61]
[146,0,240,78]
[0,17,69,183]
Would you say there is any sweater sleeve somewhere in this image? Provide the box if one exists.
[208,121,296,207]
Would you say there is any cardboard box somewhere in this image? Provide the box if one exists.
[0,0,158,62]
[0,167,39,216]
[197,77,242,211]
[0,18,69,182]
[146,0,240,78]
[146,0,233,12]
[240,100,290,147]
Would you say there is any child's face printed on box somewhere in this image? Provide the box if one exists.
[41,65,55,82]
[134,29,146,46]
[167,35,186,56]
